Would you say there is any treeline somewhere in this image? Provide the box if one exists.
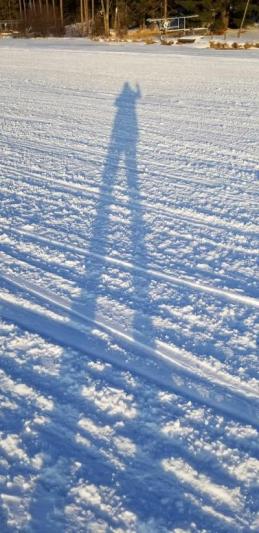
[1,1,258,36]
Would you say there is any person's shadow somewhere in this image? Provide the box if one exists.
[79,81,155,348]
[24,83,162,531]
[1,84,241,533]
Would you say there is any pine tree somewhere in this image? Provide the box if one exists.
[0,1,258,32]
[0,0,20,19]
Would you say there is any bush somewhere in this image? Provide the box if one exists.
[232,42,241,49]
[130,28,159,42]
[65,23,89,37]
[210,41,229,49]
[161,38,174,45]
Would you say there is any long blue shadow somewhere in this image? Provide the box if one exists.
[5,84,237,533]
[82,81,155,346]
[24,83,159,532]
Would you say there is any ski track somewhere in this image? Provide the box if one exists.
[1,227,258,307]
[0,39,259,533]
[0,240,258,308]
[2,172,259,234]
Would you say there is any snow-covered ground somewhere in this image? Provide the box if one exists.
[0,38,258,532]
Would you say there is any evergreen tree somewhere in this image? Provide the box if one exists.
[0,0,20,19]
[0,1,258,32]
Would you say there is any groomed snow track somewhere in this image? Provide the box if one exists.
[0,39,259,532]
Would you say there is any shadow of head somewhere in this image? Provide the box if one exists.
[115,82,141,108]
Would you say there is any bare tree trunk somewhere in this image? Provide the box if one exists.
[52,0,56,23]
[91,0,95,33]
[115,4,118,34]
[84,0,88,28]
[164,0,167,19]
[22,0,27,21]
[18,0,23,18]
[80,0,84,23]
[101,0,110,36]
[60,0,63,26]
[39,0,42,13]
[238,0,250,38]
[106,0,110,35]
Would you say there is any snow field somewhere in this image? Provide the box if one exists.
[0,38,259,532]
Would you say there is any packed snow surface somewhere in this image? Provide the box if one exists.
[0,38,259,532]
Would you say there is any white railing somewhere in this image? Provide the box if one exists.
[147,15,207,36]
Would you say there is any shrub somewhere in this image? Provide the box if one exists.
[232,42,241,49]
[161,39,174,46]
[130,28,159,42]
